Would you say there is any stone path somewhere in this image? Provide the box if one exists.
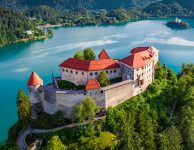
[16,117,102,150]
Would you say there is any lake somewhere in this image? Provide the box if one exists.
[0,18,194,143]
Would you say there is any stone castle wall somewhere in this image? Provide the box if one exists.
[41,79,136,118]
[102,80,134,108]
[60,67,121,85]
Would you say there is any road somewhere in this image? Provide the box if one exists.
[16,117,102,150]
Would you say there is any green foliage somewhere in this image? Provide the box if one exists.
[51,111,65,127]
[29,112,68,129]
[83,48,96,60]
[159,125,182,150]
[79,131,118,150]
[97,71,110,87]
[17,89,30,123]
[47,28,53,36]
[58,80,84,90]
[0,7,46,46]
[71,97,99,123]
[44,135,67,150]
[74,50,85,60]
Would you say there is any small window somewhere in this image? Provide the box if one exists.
[29,90,31,93]
[62,69,65,72]
[76,71,78,74]
[137,68,139,71]
[95,72,98,75]
[106,71,109,74]
[84,93,86,95]
[114,70,117,73]
[142,67,144,70]
[82,72,84,75]
[101,91,103,93]
[110,70,113,73]
[66,69,68,72]
[71,70,73,73]
[137,74,139,77]
[90,72,93,76]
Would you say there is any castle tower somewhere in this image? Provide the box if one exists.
[27,72,43,118]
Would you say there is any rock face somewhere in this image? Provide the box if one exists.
[0,0,160,10]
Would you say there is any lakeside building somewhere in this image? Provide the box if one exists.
[27,46,159,118]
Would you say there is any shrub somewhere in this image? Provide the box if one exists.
[58,80,84,90]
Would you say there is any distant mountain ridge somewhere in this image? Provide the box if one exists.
[0,0,160,10]
[144,0,194,17]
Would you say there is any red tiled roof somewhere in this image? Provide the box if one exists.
[27,72,43,86]
[85,79,101,90]
[121,53,146,68]
[121,46,159,68]
[130,47,150,54]
[98,49,110,59]
[59,58,119,71]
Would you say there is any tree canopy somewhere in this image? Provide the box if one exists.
[16,89,30,123]
[73,50,85,60]
[44,135,67,150]
[71,97,99,123]
[83,48,96,60]
[97,71,110,87]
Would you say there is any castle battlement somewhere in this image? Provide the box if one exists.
[27,46,159,118]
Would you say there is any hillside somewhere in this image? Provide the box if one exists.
[0,7,51,47]
[144,0,194,17]
[0,0,160,10]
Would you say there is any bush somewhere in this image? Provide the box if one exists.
[58,80,84,90]
[110,77,122,84]
[83,48,96,60]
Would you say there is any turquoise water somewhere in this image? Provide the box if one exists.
[0,18,194,143]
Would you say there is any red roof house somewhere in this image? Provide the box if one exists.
[27,72,43,86]
[98,49,110,59]
[59,58,119,71]
[85,79,101,90]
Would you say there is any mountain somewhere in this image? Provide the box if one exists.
[0,0,160,10]
[144,0,194,17]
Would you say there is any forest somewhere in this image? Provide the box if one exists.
[1,62,194,149]
[1,0,194,47]
[0,7,53,47]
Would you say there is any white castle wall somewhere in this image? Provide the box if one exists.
[60,67,121,85]
[28,83,43,104]
[102,80,134,108]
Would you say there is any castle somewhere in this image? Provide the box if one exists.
[27,46,159,118]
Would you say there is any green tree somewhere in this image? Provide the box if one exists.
[97,71,110,87]
[168,69,177,84]
[79,132,118,150]
[17,89,30,123]
[120,111,141,150]
[71,97,99,123]
[47,28,53,36]
[137,105,158,150]
[159,126,182,150]
[44,135,67,150]
[74,50,85,60]
[51,111,65,126]
[83,48,96,60]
